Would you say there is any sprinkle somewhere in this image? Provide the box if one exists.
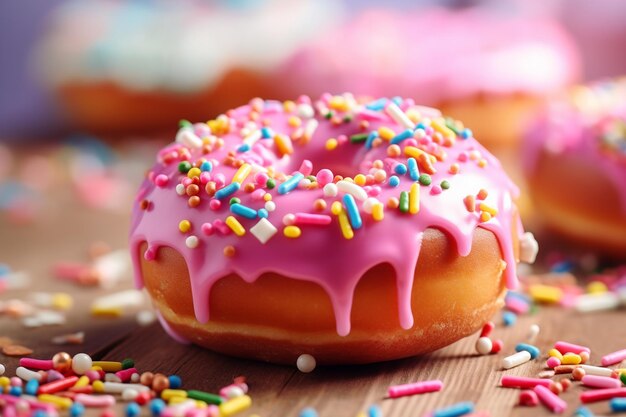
[225,216,245,237]
[223,246,236,257]
[582,375,622,389]
[390,129,413,145]
[343,194,362,229]
[432,118,456,140]
[250,218,277,244]
[515,343,541,359]
[529,285,563,303]
[365,131,379,149]
[178,161,192,174]
[479,203,498,216]
[534,385,567,414]
[477,189,488,200]
[335,205,354,239]
[409,183,420,214]
[200,161,212,172]
[501,376,551,389]
[418,174,431,186]
[441,180,450,190]
[219,395,251,417]
[612,398,626,412]
[581,388,626,403]
[388,176,400,187]
[385,102,415,129]
[475,337,492,355]
[232,163,251,184]
[284,226,301,238]
[325,138,338,150]
[336,180,367,201]
[179,220,191,233]
[407,158,420,181]
[187,167,201,179]
[562,353,582,365]
[215,182,241,199]
[372,202,384,221]
[230,204,257,219]
[296,354,316,373]
[464,195,475,212]
[399,191,409,213]
[278,173,304,195]
[378,126,395,141]
[294,213,332,225]
[350,133,368,143]
[303,119,319,142]
[185,236,199,249]
[394,164,407,175]
[261,127,273,139]
[502,350,532,369]
[274,134,293,156]
[388,379,443,399]
[175,128,203,148]
[601,348,626,366]
[432,401,475,417]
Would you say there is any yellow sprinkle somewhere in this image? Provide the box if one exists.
[284,225,302,238]
[331,201,343,215]
[274,134,294,156]
[283,100,296,113]
[38,394,72,409]
[548,349,564,361]
[480,212,492,222]
[337,207,354,240]
[479,203,498,216]
[263,193,272,202]
[406,108,421,124]
[356,413,367,417]
[195,400,207,408]
[179,220,191,233]
[232,163,251,184]
[354,174,367,186]
[478,158,488,168]
[378,126,395,141]
[219,395,252,417]
[529,284,563,304]
[432,118,456,140]
[409,182,420,215]
[587,281,608,294]
[51,293,73,310]
[161,389,188,401]
[325,138,338,151]
[92,361,122,372]
[372,203,384,221]
[0,377,11,387]
[74,376,90,388]
[329,96,349,112]
[404,146,437,164]
[91,306,123,317]
[168,396,188,405]
[225,216,246,237]
[288,116,301,127]
[187,167,201,179]
[92,380,105,393]
[91,366,103,372]
[562,353,582,365]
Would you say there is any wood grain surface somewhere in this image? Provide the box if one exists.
[1,144,625,417]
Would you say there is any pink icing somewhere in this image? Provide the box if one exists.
[130,94,523,339]
[523,78,626,211]
[277,8,580,103]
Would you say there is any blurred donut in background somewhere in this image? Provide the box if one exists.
[523,78,626,254]
[33,0,343,134]
[273,7,581,150]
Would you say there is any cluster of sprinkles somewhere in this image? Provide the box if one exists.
[140,93,500,256]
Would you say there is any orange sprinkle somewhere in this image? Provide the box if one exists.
[288,116,301,127]
[372,160,384,169]
[374,170,386,183]
[313,199,327,211]
[478,159,488,168]
[387,144,402,157]
[274,134,294,156]
[387,197,400,209]
[477,189,488,200]
[449,163,460,174]
[354,174,367,186]
[186,184,200,196]
[244,183,255,193]
[188,196,200,208]
[283,100,296,113]
[223,246,236,257]
[464,195,476,213]
[205,182,216,196]
[480,212,492,222]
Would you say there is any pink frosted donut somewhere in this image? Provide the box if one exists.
[524,78,626,253]
[130,93,536,364]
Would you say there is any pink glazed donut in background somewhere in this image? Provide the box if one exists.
[130,93,537,364]
[524,78,626,254]
[273,7,581,150]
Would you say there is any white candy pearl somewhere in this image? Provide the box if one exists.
[323,183,338,197]
[71,353,93,375]
[185,235,199,249]
[0,363,5,376]
[122,388,139,401]
[296,354,316,373]
[475,337,493,355]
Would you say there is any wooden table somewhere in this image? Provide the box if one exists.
[1,143,625,417]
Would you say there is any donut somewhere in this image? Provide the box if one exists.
[130,93,537,364]
[33,0,342,133]
[273,7,580,149]
[524,78,626,254]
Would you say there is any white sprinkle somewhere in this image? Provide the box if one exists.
[336,180,367,201]
[576,292,620,312]
[264,201,276,212]
[176,184,185,195]
[175,128,203,148]
[136,310,156,326]
[297,354,316,373]
[385,102,415,130]
[282,214,296,226]
[185,235,199,249]
[51,331,85,345]
[72,353,93,375]
[224,386,245,399]
[105,373,122,383]
[16,366,42,381]
[323,183,338,197]
[243,130,262,146]
[101,382,150,394]
[250,218,277,244]
[414,128,426,139]
[579,365,613,377]
[502,350,532,369]
[93,249,131,288]
[362,197,380,214]
[122,388,139,401]
[0,363,5,376]
[297,104,315,119]
[519,232,539,264]
[528,324,540,343]
[92,290,145,311]
[475,337,493,355]
[303,119,319,140]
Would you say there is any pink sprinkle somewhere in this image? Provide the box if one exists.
[250,189,266,201]
[182,178,193,186]
[546,357,561,369]
[501,376,551,389]
[480,321,495,338]
[490,339,503,354]
[209,199,222,211]
[214,173,226,188]
[601,348,626,366]
[582,375,622,389]
[554,341,591,355]
[115,368,137,383]
[213,220,231,235]
[388,379,443,399]
[367,186,381,197]
[294,213,332,226]
[519,390,539,406]
[337,134,348,144]
[299,160,313,176]
[74,393,116,408]
[155,174,169,187]
[580,388,626,403]
[430,185,442,195]
[200,172,211,184]
[404,139,418,147]
[254,172,268,186]
[534,385,567,414]
[316,169,334,186]
[505,297,529,314]
[19,358,53,371]
[458,152,469,162]
[297,95,311,105]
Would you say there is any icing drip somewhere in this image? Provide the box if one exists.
[130,94,523,337]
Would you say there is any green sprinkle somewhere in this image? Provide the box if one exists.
[179,119,193,129]
[306,175,317,182]
[399,191,409,213]
[229,197,240,206]
[445,117,460,135]
[178,161,192,174]
[419,174,432,186]
[441,180,450,190]
[266,179,276,189]
[350,133,369,144]
[343,115,353,123]
[324,111,334,120]
[187,390,224,405]
[121,358,134,370]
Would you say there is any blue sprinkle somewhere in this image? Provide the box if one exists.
[127,402,141,417]
[391,96,403,106]
[343,194,362,229]
[278,172,304,195]
[416,122,427,130]
[551,261,573,273]
[515,343,540,359]
[390,129,413,144]
[70,402,85,417]
[149,399,166,416]
[433,401,475,417]
[9,386,22,396]
[394,164,407,175]
[215,182,241,199]
[389,176,400,187]
[368,405,382,417]
[299,408,318,417]
[200,161,212,172]
[365,131,379,150]
[502,311,517,327]
[258,208,269,219]
[0,264,10,276]
[230,203,257,219]
[460,128,473,139]
[574,406,594,417]
[237,144,251,153]
[505,291,531,304]
[168,375,182,389]
[611,399,626,413]
[25,379,39,396]
[407,157,420,181]
[261,127,274,139]
[365,98,388,111]
[33,411,48,417]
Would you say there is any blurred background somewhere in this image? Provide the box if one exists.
[1,0,625,141]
